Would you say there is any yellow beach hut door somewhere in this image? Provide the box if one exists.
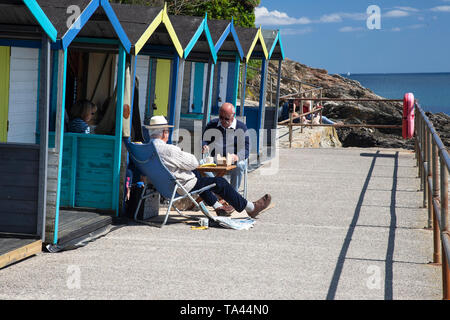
[0,46,10,143]
[153,59,171,117]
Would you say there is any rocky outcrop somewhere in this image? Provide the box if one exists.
[249,58,449,150]
[278,126,342,149]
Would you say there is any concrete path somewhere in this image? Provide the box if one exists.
[0,148,442,300]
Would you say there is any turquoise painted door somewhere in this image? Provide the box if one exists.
[193,62,205,113]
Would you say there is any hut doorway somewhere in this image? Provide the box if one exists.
[54,48,124,248]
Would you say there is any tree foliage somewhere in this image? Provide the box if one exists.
[111,0,260,27]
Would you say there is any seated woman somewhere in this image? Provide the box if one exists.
[68,100,97,134]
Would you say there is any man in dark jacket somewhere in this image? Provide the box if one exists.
[202,103,250,192]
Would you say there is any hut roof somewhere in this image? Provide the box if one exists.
[235,26,268,62]
[0,0,57,41]
[207,18,244,61]
[110,3,182,57]
[262,29,284,60]
[36,0,131,52]
[169,14,217,63]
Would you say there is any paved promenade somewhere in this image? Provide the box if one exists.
[0,147,442,299]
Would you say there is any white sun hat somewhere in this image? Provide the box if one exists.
[144,116,174,129]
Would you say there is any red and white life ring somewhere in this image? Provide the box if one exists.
[402,93,415,139]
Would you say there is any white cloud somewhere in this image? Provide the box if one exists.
[430,6,450,12]
[390,24,427,32]
[255,7,311,26]
[339,26,364,33]
[394,6,419,12]
[280,27,314,36]
[385,10,410,18]
[255,6,366,27]
[319,14,342,23]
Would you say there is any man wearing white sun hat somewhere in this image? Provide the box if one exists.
[145,116,271,218]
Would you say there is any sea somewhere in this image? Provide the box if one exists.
[341,73,450,115]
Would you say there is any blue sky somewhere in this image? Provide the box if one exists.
[256,0,450,74]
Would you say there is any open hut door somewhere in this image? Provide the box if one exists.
[122,63,131,138]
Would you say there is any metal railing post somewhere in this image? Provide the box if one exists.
[441,157,449,299]
[426,130,432,227]
[418,112,424,189]
[423,119,428,210]
[432,138,441,264]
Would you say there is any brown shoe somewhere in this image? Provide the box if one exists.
[215,204,235,217]
[248,194,272,218]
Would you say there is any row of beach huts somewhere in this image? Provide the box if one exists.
[0,0,284,268]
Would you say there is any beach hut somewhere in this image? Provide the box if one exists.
[0,0,56,268]
[36,0,131,250]
[262,29,284,156]
[168,13,217,146]
[111,3,183,142]
[205,18,244,116]
[235,26,269,157]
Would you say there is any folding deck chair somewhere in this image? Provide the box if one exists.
[124,139,217,228]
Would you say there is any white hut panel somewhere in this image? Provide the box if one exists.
[7,47,39,144]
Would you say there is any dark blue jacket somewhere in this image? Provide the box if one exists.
[202,118,250,161]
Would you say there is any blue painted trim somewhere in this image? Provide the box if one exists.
[0,39,41,48]
[232,54,240,107]
[184,18,217,63]
[241,63,247,116]
[112,45,126,216]
[23,0,57,42]
[268,32,285,61]
[214,24,230,53]
[229,24,244,60]
[184,22,204,59]
[100,0,131,53]
[203,21,217,64]
[257,58,268,154]
[278,32,285,60]
[206,63,215,123]
[168,55,179,144]
[61,0,100,49]
[53,49,68,244]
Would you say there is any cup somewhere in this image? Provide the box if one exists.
[199,218,209,227]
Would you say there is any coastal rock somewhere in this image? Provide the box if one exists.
[278,125,342,149]
[249,58,448,150]
[426,112,450,149]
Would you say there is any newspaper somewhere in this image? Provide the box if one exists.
[199,202,256,230]
[214,217,256,230]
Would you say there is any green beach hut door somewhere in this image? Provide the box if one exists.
[153,59,171,117]
[0,46,10,143]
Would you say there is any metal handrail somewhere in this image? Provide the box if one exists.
[415,102,449,300]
